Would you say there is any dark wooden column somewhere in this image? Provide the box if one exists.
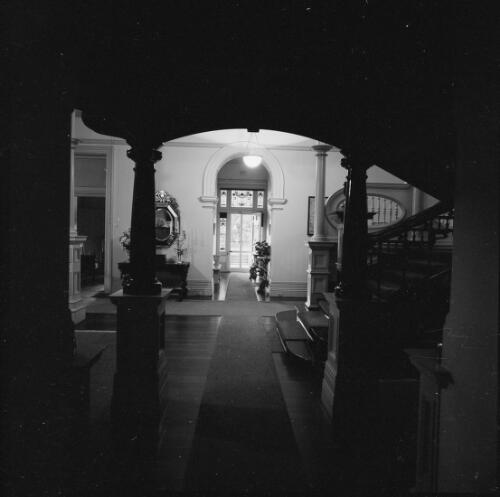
[335,153,371,299]
[110,142,170,464]
[124,145,163,295]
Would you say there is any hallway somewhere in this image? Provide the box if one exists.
[75,273,337,495]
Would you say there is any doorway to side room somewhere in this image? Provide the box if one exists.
[75,154,108,297]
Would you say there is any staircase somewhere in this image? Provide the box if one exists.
[275,201,454,364]
[367,201,454,351]
[275,300,330,365]
[368,201,453,300]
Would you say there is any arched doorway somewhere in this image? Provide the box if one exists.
[215,158,269,273]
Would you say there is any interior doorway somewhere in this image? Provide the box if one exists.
[78,196,105,287]
[215,158,269,275]
[74,153,109,295]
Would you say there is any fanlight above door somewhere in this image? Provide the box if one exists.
[155,190,180,247]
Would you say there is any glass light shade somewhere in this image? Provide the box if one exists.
[243,155,262,168]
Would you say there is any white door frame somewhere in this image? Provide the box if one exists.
[74,145,114,294]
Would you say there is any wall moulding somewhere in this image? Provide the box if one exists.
[198,196,218,209]
[76,137,127,147]
[201,142,286,206]
[268,198,287,210]
[166,140,320,153]
[75,186,106,197]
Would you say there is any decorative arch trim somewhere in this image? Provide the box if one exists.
[200,142,286,205]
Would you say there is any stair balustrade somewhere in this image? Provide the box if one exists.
[367,201,454,303]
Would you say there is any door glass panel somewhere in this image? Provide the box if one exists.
[229,212,262,269]
[220,189,227,207]
[230,213,242,252]
[219,215,227,251]
[231,190,254,208]
[257,190,264,208]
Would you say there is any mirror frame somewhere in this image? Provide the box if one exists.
[155,190,180,247]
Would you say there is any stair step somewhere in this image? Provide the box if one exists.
[407,261,449,272]
[297,310,328,329]
[367,279,400,293]
[277,317,310,341]
[297,310,328,342]
[275,310,313,362]
[286,340,313,362]
[318,299,330,316]
[381,269,427,283]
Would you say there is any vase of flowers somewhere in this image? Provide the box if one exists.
[119,229,131,259]
[175,230,186,263]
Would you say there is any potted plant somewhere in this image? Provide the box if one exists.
[249,241,271,294]
[119,229,131,259]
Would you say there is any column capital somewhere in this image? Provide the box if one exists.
[340,151,373,171]
[311,143,333,155]
[127,146,162,165]
[71,138,80,149]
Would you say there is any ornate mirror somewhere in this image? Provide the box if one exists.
[155,190,180,246]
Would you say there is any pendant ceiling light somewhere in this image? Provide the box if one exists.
[243,130,262,168]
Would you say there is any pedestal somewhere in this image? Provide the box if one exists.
[406,348,452,494]
[320,292,388,433]
[68,234,87,323]
[110,289,171,459]
[320,293,340,418]
[305,241,335,309]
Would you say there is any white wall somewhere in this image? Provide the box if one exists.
[155,145,218,296]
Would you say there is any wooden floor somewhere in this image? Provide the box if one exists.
[155,315,221,492]
[74,274,417,495]
[75,309,340,495]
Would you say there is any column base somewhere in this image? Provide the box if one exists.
[110,289,171,458]
[306,240,336,309]
[69,301,86,324]
[123,279,162,295]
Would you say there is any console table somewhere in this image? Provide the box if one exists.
[118,260,189,300]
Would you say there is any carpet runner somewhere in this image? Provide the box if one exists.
[183,314,308,494]
[225,272,257,301]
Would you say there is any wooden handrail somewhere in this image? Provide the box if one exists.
[369,200,453,244]
[366,199,454,304]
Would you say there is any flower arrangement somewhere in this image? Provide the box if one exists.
[175,230,186,262]
[119,229,131,253]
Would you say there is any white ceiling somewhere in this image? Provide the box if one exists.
[170,128,329,149]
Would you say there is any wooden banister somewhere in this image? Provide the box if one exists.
[369,200,454,244]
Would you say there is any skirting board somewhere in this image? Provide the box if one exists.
[112,278,212,297]
[270,281,307,299]
[187,279,212,297]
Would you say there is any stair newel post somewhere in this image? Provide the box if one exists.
[335,153,371,299]
[305,143,335,310]
[124,145,162,295]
